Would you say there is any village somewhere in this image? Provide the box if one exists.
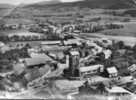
[0,21,136,99]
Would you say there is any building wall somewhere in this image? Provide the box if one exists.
[69,53,80,77]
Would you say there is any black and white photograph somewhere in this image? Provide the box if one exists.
[0,0,136,99]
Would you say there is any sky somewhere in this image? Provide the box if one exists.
[0,0,82,5]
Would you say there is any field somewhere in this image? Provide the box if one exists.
[101,22,136,37]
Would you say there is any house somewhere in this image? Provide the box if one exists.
[24,54,53,67]
[79,65,104,78]
[116,76,134,86]
[55,52,65,60]
[0,42,5,47]
[41,45,70,52]
[70,50,80,56]
[40,41,61,45]
[87,76,110,85]
[24,64,52,83]
[103,49,112,59]
[29,53,49,59]
[5,23,19,29]
[128,64,136,74]
[105,86,133,96]
[55,80,85,93]
[106,67,118,80]
[63,39,82,46]
[57,55,69,69]
[86,41,103,55]
[27,48,39,54]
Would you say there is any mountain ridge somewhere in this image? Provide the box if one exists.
[23,0,136,9]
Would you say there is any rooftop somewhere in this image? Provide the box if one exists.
[41,41,61,45]
[55,80,85,90]
[70,51,80,56]
[107,67,118,74]
[106,86,132,94]
[24,55,53,67]
[88,76,110,84]
[80,65,103,72]
[0,42,5,47]
[7,30,44,37]
[64,39,82,45]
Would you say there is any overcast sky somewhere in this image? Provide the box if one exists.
[0,0,82,5]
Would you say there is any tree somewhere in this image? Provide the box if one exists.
[25,43,31,49]
[97,83,106,94]
[133,44,136,52]
[115,41,125,49]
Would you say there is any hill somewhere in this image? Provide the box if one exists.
[6,0,136,20]
[0,4,14,17]
[1,0,136,26]
[24,0,136,9]
[0,4,14,9]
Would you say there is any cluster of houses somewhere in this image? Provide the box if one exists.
[0,21,135,99]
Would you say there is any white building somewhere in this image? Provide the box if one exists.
[0,42,5,47]
[24,54,53,67]
[63,39,82,46]
[79,64,104,78]
[57,55,69,69]
[106,67,118,79]
[103,49,112,59]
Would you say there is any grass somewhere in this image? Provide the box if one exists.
[101,22,136,37]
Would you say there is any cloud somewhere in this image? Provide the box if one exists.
[0,0,82,5]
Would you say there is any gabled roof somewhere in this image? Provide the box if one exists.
[24,55,53,67]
